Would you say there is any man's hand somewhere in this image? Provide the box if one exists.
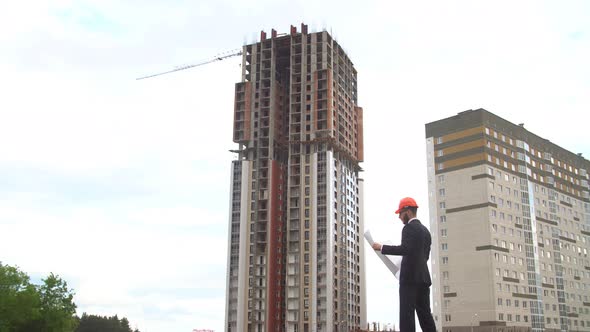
[372,242,382,251]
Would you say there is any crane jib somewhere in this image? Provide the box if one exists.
[136,50,243,81]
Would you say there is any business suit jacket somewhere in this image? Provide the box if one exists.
[381,219,432,285]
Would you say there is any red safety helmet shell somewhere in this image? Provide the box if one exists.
[395,197,419,214]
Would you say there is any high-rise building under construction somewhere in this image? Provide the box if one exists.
[426,109,590,332]
[224,24,366,332]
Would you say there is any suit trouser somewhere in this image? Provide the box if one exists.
[399,283,437,332]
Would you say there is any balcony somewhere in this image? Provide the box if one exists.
[287,265,300,275]
[287,310,299,321]
[289,220,299,231]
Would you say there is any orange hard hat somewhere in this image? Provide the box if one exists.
[395,197,419,214]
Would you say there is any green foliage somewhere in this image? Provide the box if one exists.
[76,313,140,332]
[0,263,41,332]
[37,273,78,331]
[0,263,139,332]
[0,263,77,332]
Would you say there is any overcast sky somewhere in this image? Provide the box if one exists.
[1,1,589,331]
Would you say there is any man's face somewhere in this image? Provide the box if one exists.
[398,209,410,224]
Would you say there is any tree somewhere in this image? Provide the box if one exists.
[1,263,138,332]
[0,263,77,332]
[37,273,78,331]
[0,262,41,332]
[76,313,140,332]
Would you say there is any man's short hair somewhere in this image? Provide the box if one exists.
[408,207,418,215]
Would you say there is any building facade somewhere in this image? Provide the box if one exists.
[426,109,590,332]
[225,24,366,332]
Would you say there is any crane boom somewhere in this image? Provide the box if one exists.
[136,50,243,80]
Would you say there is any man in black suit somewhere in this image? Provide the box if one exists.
[372,197,437,332]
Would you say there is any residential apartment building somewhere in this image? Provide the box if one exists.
[225,24,366,332]
[425,109,590,332]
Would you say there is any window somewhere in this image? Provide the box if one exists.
[442,257,449,264]
[442,243,448,251]
[440,215,447,223]
[441,229,448,237]
[439,188,446,197]
[439,202,446,209]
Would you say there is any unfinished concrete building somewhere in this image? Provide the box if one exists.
[224,24,366,332]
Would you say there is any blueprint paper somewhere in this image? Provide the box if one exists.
[364,230,401,280]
